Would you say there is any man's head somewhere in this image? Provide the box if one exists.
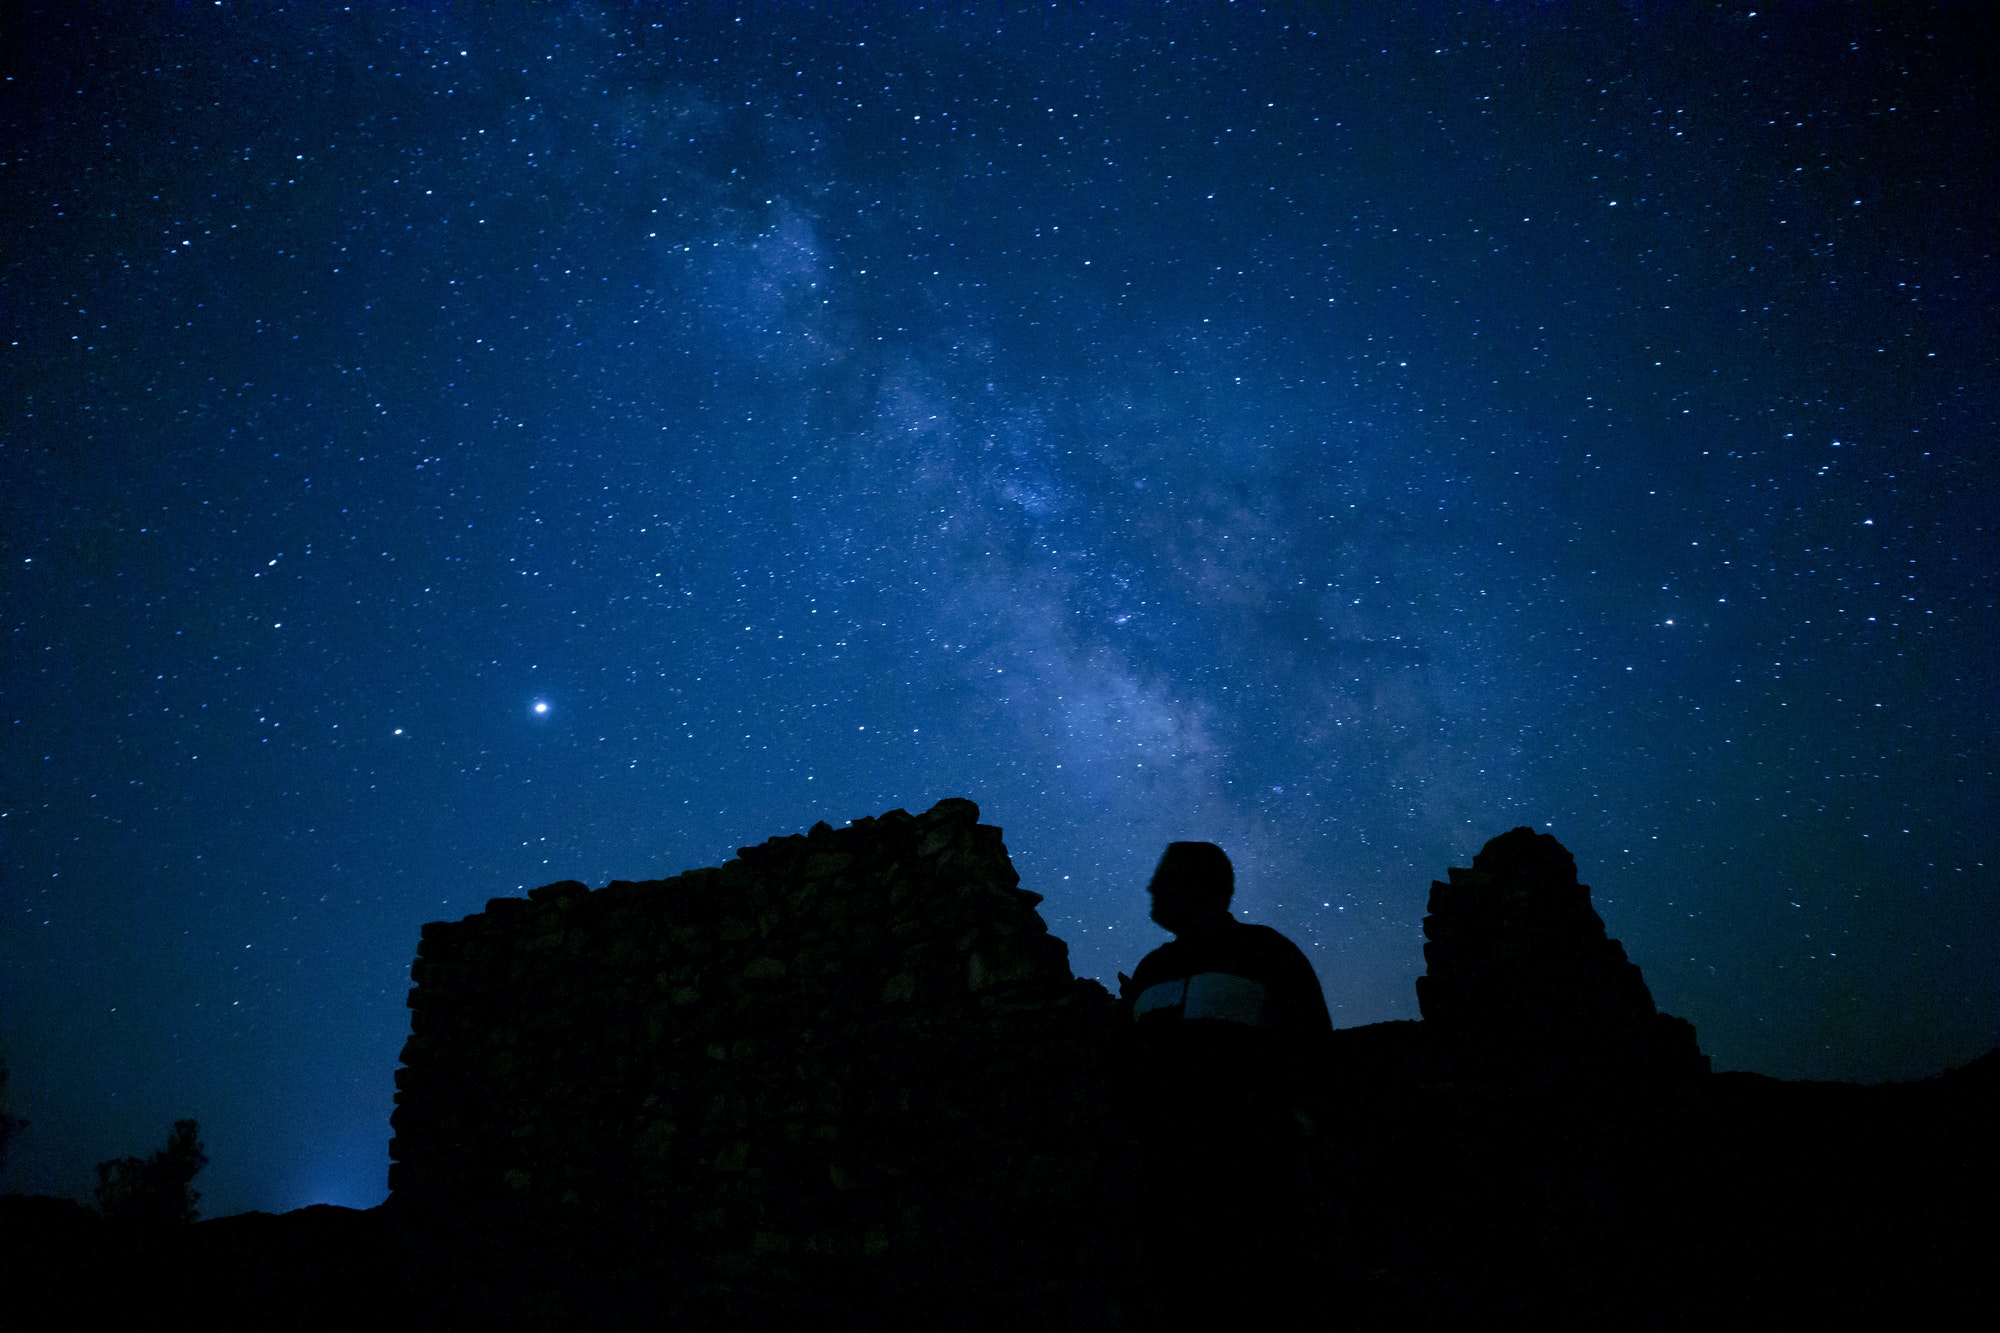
[1147,841,1234,936]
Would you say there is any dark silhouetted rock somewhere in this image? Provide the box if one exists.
[1416,826,1708,1083]
[0,1196,394,1330]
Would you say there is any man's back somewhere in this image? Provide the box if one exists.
[1127,919,1332,1035]
[1123,918,1332,1110]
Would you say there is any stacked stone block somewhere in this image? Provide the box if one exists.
[388,798,1127,1324]
[1416,826,1708,1083]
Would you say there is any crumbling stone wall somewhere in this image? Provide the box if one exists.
[388,798,1129,1326]
[1416,826,1708,1083]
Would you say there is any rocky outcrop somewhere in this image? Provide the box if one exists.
[387,798,1127,1327]
[1415,826,1708,1083]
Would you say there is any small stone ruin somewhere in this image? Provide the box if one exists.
[1416,826,1708,1083]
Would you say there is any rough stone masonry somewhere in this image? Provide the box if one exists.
[388,798,1130,1326]
[1416,825,1708,1084]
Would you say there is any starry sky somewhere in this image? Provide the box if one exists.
[3,4,1995,1217]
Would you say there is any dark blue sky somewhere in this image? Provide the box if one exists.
[4,4,1995,1216]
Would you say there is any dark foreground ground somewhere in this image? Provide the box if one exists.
[5,1040,1994,1331]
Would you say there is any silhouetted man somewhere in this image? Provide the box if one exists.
[1117,841,1333,1327]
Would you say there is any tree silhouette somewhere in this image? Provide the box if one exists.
[94,1119,208,1224]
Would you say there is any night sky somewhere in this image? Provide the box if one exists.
[4,4,1996,1217]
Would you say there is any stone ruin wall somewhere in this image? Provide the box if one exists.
[1417,826,1708,1082]
[387,798,1130,1321]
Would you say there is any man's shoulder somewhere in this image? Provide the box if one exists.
[1229,922,1328,1005]
[1129,939,1190,988]
[1231,923,1331,1031]
[1232,920,1311,963]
